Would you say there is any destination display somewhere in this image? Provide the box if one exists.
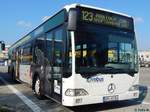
[78,7,133,30]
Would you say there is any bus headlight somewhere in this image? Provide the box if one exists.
[65,89,88,96]
[129,85,139,91]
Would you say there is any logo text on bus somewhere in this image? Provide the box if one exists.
[87,76,104,83]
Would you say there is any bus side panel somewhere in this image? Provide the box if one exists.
[19,64,32,85]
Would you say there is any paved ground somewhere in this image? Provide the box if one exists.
[0,66,150,112]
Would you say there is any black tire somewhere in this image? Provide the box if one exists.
[33,76,44,99]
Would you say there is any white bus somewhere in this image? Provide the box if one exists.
[8,4,139,106]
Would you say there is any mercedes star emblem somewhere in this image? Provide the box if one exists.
[108,83,116,93]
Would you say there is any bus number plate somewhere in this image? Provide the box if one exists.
[103,95,118,102]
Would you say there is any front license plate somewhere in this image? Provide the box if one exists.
[103,95,118,102]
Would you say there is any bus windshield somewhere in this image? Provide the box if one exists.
[75,25,138,74]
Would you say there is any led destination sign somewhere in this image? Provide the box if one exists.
[78,7,133,30]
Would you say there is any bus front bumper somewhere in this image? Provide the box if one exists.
[62,90,139,106]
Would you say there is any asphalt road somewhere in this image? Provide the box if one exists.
[0,66,150,112]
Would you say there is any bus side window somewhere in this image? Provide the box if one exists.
[21,44,32,65]
[46,32,53,66]
[54,28,63,67]
[34,37,45,65]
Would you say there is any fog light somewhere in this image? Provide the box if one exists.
[129,85,139,91]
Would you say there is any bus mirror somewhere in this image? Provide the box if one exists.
[67,8,77,31]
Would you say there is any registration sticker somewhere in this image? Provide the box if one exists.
[103,95,118,102]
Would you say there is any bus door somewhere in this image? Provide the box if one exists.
[45,28,63,101]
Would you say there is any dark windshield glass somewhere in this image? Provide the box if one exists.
[75,25,138,74]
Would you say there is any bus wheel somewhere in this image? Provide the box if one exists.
[34,76,44,99]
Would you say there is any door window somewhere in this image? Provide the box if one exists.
[54,29,63,67]
[46,32,53,65]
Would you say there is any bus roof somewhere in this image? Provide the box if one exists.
[64,3,132,18]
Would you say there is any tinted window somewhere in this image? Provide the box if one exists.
[34,37,45,65]
[21,44,32,65]
[54,29,63,66]
[46,32,53,65]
